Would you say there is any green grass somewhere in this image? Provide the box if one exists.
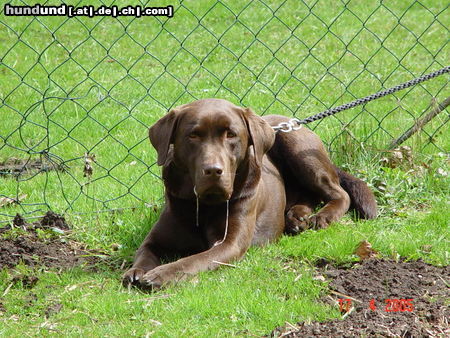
[1,0,448,218]
[0,201,448,336]
[0,0,449,336]
[0,251,333,336]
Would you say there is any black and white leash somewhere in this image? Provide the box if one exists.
[272,65,449,132]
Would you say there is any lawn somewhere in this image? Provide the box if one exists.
[0,0,449,336]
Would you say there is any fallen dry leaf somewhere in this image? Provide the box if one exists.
[380,146,413,168]
[436,168,448,177]
[420,244,433,253]
[313,275,326,282]
[0,194,27,208]
[354,240,378,260]
[83,153,96,178]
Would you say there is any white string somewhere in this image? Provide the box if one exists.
[193,186,199,227]
[193,186,229,246]
[214,199,229,246]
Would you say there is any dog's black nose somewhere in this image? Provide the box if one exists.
[203,165,223,177]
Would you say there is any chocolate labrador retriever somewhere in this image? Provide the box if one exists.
[123,98,377,288]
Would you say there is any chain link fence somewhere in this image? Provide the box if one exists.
[0,0,448,221]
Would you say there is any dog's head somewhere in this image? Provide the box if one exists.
[149,98,275,204]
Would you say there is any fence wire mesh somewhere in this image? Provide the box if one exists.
[0,0,448,221]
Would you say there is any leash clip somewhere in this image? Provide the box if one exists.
[273,118,303,133]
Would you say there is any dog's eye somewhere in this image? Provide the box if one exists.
[188,132,199,140]
[226,131,236,138]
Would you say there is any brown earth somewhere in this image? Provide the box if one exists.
[1,212,448,336]
[0,157,66,177]
[0,211,101,270]
[271,259,449,337]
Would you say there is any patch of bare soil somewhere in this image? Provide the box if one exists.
[272,259,449,337]
[0,211,102,270]
[0,157,64,177]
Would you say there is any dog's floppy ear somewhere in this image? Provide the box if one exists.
[149,109,179,166]
[242,107,275,167]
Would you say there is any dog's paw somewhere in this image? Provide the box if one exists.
[308,214,330,229]
[122,267,146,287]
[285,212,311,235]
[142,264,185,289]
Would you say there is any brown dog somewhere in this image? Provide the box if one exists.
[123,98,376,288]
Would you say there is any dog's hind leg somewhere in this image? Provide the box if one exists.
[266,115,351,229]
[285,176,350,231]
[305,171,350,228]
[285,200,315,234]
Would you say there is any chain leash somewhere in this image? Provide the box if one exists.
[272,66,449,132]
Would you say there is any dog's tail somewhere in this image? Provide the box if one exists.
[335,167,377,219]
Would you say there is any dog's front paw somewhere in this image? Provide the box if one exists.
[122,267,147,287]
[143,264,186,289]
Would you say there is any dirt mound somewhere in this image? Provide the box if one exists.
[0,211,101,270]
[272,259,449,337]
[0,157,67,177]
